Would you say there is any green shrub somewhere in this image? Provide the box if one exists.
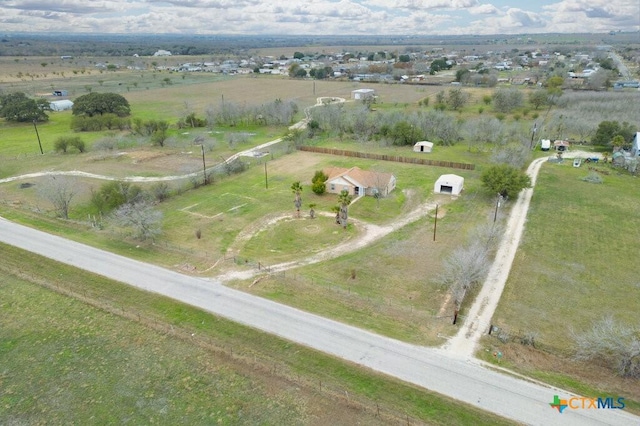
[54,136,85,153]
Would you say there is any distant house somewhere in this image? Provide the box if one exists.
[351,88,375,100]
[324,166,396,197]
[52,90,68,97]
[554,140,570,151]
[632,132,640,157]
[434,174,464,196]
[413,141,433,153]
[49,100,74,111]
[153,50,172,57]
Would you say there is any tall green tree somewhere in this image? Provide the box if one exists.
[72,92,130,117]
[480,164,531,198]
[0,92,48,122]
[291,181,303,218]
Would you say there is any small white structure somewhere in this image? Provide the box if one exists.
[632,132,640,157]
[49,99,74,111]
[434,174,464,195]
[351,88,375,100]
[540,139,551,151]
[153,49,172,57]
[413,141,433,153]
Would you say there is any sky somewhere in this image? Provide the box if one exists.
[0,0,638,36]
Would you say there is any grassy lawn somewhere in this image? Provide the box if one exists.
[485,160,640,410]
[493,161,640,348]
[5,62,636,414]
[0,243,513,425]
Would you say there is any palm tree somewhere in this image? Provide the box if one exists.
[330,205,340,224]
[308,203,317,219]
[291,181,303,218]
[337,189,352,229]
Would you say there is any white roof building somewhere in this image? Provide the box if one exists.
[351,88,375,100]
[413,141,434,153]
[49,100,74,111]
[434,174,464,196]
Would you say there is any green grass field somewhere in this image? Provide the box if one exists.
[0,243,513,425]
[494,161,640,349]
[2,61,639,415]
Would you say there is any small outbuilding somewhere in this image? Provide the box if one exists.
[351,88,375,100]
[540,139,551,151]
[413,141,433,153]
[554,140,570,151]
[434,174,464,195]
[49,99,74,111]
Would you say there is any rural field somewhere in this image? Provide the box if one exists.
[0,242,512,425]
[2,44,640,422]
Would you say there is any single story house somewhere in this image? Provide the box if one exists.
[632,132,640,157]
[554,140,570,151]
[434,174,464,196]
[413,141,434,153]
[49,99,74,111]
[351,88,375,100]
[324,166,396,197]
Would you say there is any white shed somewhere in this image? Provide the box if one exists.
[351,88,375,100]
[540,139,551,151]
[49,100,74,111]
[434,174,464,195]
[413,141,433,153]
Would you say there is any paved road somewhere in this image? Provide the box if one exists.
[1,218,637,425]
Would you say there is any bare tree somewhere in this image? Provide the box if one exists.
[39,176,77,219]
[463,116,504,152]
[112,201,163,241]
[436,235,494,324]
[572,316,640,378]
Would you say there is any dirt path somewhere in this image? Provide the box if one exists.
[215,197,439,282]
[442,150,598,358]
[0,96,346,185]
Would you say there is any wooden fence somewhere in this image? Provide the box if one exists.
[298,146,475,170]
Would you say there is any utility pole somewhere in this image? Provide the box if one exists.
[264,162,268,189]
[201,144,207,185]
[33,119,43,154]
[529,122,537,150]
[494,194,501,222]
[433,204,438,241]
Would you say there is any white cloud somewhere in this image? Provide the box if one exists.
[0,0,638,35]
[404,0,476,9]
[469,4,498,15]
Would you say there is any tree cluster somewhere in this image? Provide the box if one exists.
[0,92,49,122]
[70,92,131,131]
[205,99,298,127]
[592,120,635,148]
[309,104,463,146]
